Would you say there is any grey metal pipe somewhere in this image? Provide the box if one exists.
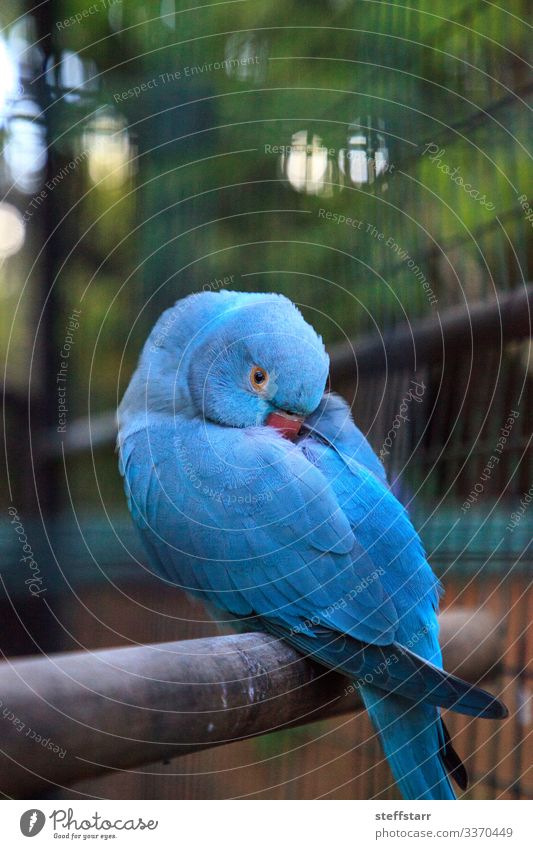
[329,283,533,378]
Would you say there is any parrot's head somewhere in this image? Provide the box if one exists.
[186,292,329,435]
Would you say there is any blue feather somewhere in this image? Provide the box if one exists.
[361,687,456,800]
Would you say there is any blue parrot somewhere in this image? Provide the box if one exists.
[118,290,507,800]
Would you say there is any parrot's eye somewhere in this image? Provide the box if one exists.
[250,365,269,392]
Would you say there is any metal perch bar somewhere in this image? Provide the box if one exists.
[329,283,533,378]
[0,608,504,796]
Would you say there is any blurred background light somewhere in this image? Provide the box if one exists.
[45,50,99,104]
[4,98,47,194]
[0,202,26,259]
[160,0,175,32]
[280,129,336,197]
[8,16,44,77]
[0,36,20,123]
[224,33,269,83]
[82,107,135,189]
[338,116,390,189]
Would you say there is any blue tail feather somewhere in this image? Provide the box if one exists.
[361,685,457,800]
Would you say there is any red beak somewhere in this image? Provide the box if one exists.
[266,411,305,441]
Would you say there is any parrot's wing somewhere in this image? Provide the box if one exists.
[119,421,398,645]
[119,421,507,719]
[264,620,507,718]
[301,392,388,484]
